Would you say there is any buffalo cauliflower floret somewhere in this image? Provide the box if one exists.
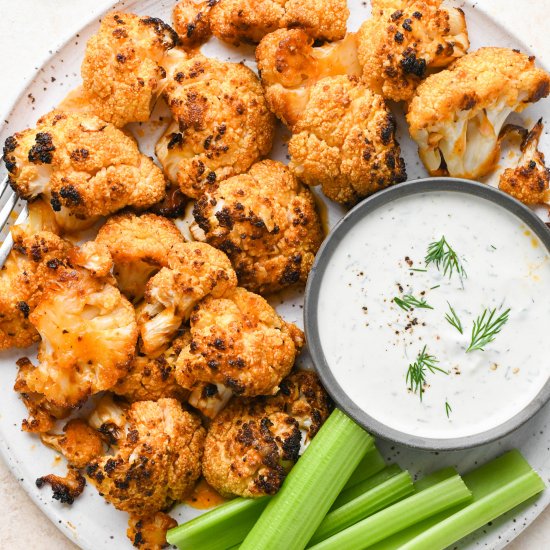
[96,212,185,302]
[0,230,71,350]
[40,419,105,469]
[209,0,349,45]
[173,0,214,47]
[407,47,550,179]
[357,0,469,102]
[138,242,237,356]
[499,119,550,205]
[256,28,361,128]
[87,394,129,444]
[113,334,190,402]
[288,75,407,206]
[175,287,304,409]
[3,111,167,231]
[81,12,178,127]
[127,512,177,550]
[155,55,275,198]
[192,160,323,294]
[17,265,138,409]
[86,398,205,515]
[202,370,330,497]
[35,467,86,505]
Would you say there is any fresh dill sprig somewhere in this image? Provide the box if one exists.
[409,268,427,272]
[425,236,467,279]
[406,346,447,401]
[394,294,433,312]
[466,307,511,352]
[444,302,463,334]
[445,400,452,418]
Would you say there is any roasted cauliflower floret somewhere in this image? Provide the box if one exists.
[3,111,167,231]
[18,266,138,409]
[499,120,550,205]
[202,370,330,497]
[96,212,185,302]
[173,0,213,47]
[87,394,129,444]
[156,55,275,198]
[209,0,349,45]
[81,12,178,127]
[192,160,323,294]
[138,242,237,356]
[113,334,190,402]
[0,230,71,350]
[86,398,205,515]
[128,512,177,550]
[288,75,407,206]
[407,47,550,179]
[175,287,304,407]
[357,0,469,102]
[256,28,361,128]
[40,419,105,469]
[36,467,86,505]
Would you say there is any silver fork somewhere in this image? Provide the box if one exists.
[0,173,26,267]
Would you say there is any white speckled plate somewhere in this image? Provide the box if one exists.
[0,1,549,549]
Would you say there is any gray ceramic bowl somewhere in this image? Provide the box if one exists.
[304,177,550,451]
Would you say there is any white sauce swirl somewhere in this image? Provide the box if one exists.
[317,191,550,439]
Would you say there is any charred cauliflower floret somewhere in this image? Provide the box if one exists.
[40,419,105,469]
[202,370,330,497]
[0,230,71,350]
[499,120,550,205]
[87,394,129,444]
[256,28,361,128]
[357,0,469,102]
[86,398,205,515]
[192,160,323,294]
[175,287,304,410]
[173,0,214,47]
[138,242,237,356]
[81,12,178,127]
[407,47,550,179]
[3,111,167,231]
[128,512,177,550]
[288,75,407,206]
[17,264,138,409]
[156,55,275,198]
[35,467,86,505]
[96,212,185,302]
[209,0,349,45]
[113,334,190,402]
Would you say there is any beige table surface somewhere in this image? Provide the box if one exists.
[1,0,550,548]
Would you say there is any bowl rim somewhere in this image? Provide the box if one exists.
[304,177,550,451]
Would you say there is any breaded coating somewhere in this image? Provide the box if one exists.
[256,29,361,128]
[81,12,178,127]
[40,419,105,469]
[499,120,550,205]
[155,55,275,198]
[36,467,86,505]
[209,0,349,45]
[113,335,190,402]
[173,0,213,47]
[192,160,323,294]
[96,212,185,302]
[357,0,469,102]
[138,242,237,356]
[289,75,407,206]
[86,398,206,515]
[127,512,177,550]
[407,47,550,179]
[175,287,304,403]
[0,230,71,350]
[202,370,331,497]
[17,262,138,410]
[3,110,167,231]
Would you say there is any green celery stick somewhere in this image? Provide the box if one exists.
[240,410,374,550]
[309,470,414,546]
[308,474,472,550]
[343,447,387,490]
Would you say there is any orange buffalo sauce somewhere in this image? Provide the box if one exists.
[185,478,227,509]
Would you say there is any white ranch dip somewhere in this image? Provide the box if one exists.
[317,191,550,439]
